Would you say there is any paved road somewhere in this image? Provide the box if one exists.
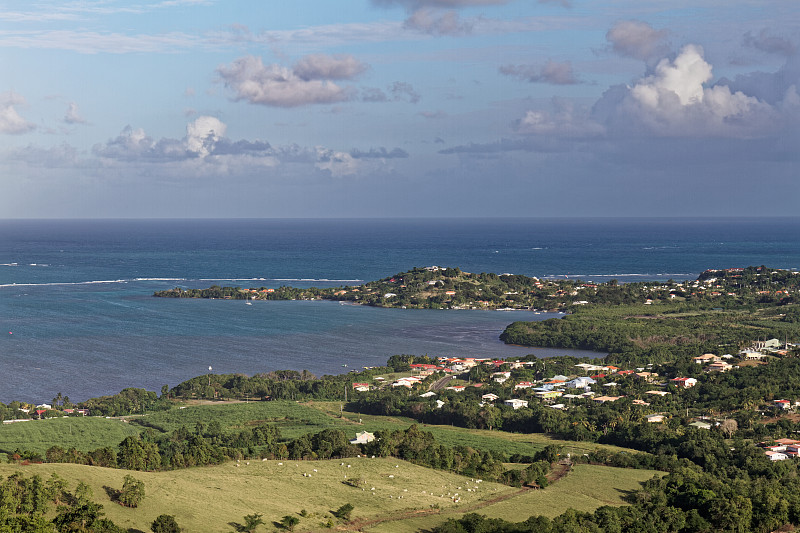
[431,375,455,391]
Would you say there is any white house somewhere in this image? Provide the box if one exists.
[504,399,529,409]
[350,431,375,444]
[765,450,789,461]
[565,377,596,389]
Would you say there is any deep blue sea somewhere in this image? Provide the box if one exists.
[1,217,799,403]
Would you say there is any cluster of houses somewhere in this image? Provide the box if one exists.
[761,438,800,461]
[2,404,89,424]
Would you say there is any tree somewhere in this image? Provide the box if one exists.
[151,514,182,533]
[75,481,93,505]
[332,503,354,521]
[243,513,264,533]
[117,475,145,508]
[279,515,300,531]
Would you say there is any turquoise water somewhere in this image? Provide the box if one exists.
[1,218,798,402]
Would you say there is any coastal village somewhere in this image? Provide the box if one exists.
[342,337,800,462]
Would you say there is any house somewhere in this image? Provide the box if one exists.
[671,377,698,388]
[481,393,500,402]
[535,390,563,400]
[740,350,766,361]
[707,361,733,373]
[349,431,375,444]
[693,353,720,364]
[446,385,466,392]
[765,450,789,461]
[514,381,535,390]
[492,372,511,384]
[646,390,670,397]
[565,377,596,389]
[593,395,622,403]
[632,399,650,406]
[646,414,665,423]
[774,399,792,410]
[352,382,370,392]
[689,421,712,430]
[419,391,437,398]
[635,372,658,382]
[575,363,605,372]
[504,399,529,409]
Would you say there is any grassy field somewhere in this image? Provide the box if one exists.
[0,458,517,532]
[131,400,343,440]
[365,464,662,533]
[0,460,659,532]
[0,400,641,465]
[0,417,140,456]
[307,401,641,457]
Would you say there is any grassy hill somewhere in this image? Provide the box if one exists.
[0,400,641,460]
[0,460,660,532]
[0,416,140,456]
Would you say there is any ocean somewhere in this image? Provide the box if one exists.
[1,217,799,403]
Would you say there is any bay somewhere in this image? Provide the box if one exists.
[1,217,799,403]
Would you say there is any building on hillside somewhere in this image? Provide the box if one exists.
[535,390,564,400]
[593,395,622,403]
[350,431,376,444]
[693,353,720,364]
[765,450,789,461]
[707,361,733,372]
[671,377,698,388]
[504,399,529,409]
[774,399,792,410]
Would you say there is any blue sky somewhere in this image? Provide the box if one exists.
[1,0,797,217]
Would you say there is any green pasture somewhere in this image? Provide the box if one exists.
[353,464,662,533]
[0,417,140,456]
[308,401,642,457]
[1,400,643,466]
[0,458,517,532]
[131,400,341,439]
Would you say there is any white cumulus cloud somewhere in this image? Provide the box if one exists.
[0,91,35,134]
[595,45,775,137]
[186,116,227,157]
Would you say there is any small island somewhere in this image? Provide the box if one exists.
[155,265,800,312]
